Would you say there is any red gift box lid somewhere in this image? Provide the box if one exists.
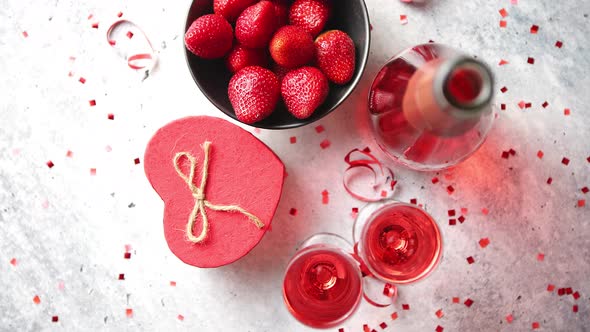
[144,116,285,268]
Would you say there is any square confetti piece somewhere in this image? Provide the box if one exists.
[402,304,410,310]
[22,31,29,38]
[126,31,134,39]
[431,177,439,184]
[479,238,490,248]
[461,207,468,215]
[547,284,555,292]
[532,322,540,329]
[573,305,578,313]
[449,219,456,226]
[126,309,133,318]
[117,12,123,18]
[289,136,296,144]
[502,151,510,159]
[400,15,408,25]
[482,208,489,215]
[90,168,97,176]
[464,298,474,307]
[315,125,325,133]
[446,185,455,195]
[578,200,586,207]
[500,86,508,93]
[124,252,131,259]
[320,139,331,149]
[339,329,344,332]
[91,22,99,29]
[547,177,553,185]
[452,297,460,303]
[118,274,125,280]
[530,25,539,34]
[555,40,563,48]
[108,113,115,120]
[499,59,509,66]
[542,101,549,108]
[501,103,506,110]
[379,322,387,329]
[170,281,177,287]
[467,256,475,264]
[518,101,526,109]
[537,253,544,261]
[564,108,571,116]
[537,151,544,159]
[581,187,589,194]
[500,20,507,28]
[178,314,184,321]
[527,57,535,64]
[66,150,73,158]
[435,309,444,318]
[46,161,55,168]
[289,208,297,216]
[499,8,508,17]
[410,198,417,205]
[448,209,456,217]
[89,100,96,106]
[458,216,466,223]
[52,316,59,322]
[558,288,565,296]
[506,314,513,323]
[79,77,86,84]
[33,295,40,304]
[566,287,573,295]
[435,326,444,332]
[391,312,398,320]
[10,258,17,266]
[562,157,570,165]
[573,291,580,300]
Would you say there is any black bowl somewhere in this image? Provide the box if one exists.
[184,0,371,129]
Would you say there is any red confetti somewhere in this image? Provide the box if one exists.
[33,295,40,304]
[448,209,456,217]
[530,25,539,34]
[499,8,508,17]
[562,157,570,165]
[126,308,133,318]
[22,31,29,38]
[446,185,455,195]
[547,177,553,185]
[525,102,532,108]
[564,108,571,116]
[500,86,508,93]
[391,312,398,320]
[177,314,184,321]
[315,125,325,133]
[10,258,17,266]
[482,208,489,215]
[289,208,297,216]
[573,305,579,313]
[452,297,460,303]
[79,77,86,84]
[555,40,563,48]
[501,103,506,110]
[124,252,131,259]
[435,309,444,318]
[431,177,439,184]
[383,283,395,297]
[90,168,97,176]
[587,156,590,163]
[66,150,73,158]
[518,101,526,109]
[578,200,586,207]
[289,136,296,144]
[537,150,544,159]
[379,322,387,329]
[118,273,125,280]
[466,256,475,264]
[89,99,96,106]
[499,59,509,66]
[363,324,370,332]
[581,187,589,194]
[170,281,177,287]
[573,291,580,300]
[464,298,474,307]
[400,15,408,25]
[402,304,410,310]
[320,139,331,149]
[68,71,74,77]
[410,198,417,205]
[532,322,540,329]
[125,244,132,252]
[458,215,466,223]
[436,326,444,332]
[126,31,134,39]
[506,314,513,323]
[547,284,555,292]
[537,253,545,261]
[92,22,99,29]
[542,101,549,108]
[527,57,535,64]
[108,39,117,46]
[108,113,115,120]
[499,20,507,28]
[46,160,55,168]
[558,288,565,296]
[566,287,573,295]
[509,148,516,156]
[117,12,123,18]
[321,190,329,205]
[479,238,490,248]
[449,219,456,226]
[339,329,344,332]
[106,145,112,152]
[461,207,468,215]
[52,316,59,322]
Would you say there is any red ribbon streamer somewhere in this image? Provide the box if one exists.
[343,147,397,202]
[106,20,156,71]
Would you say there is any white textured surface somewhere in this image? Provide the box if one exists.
[1,0,589,331]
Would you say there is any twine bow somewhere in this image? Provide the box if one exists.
[173,141,265,243]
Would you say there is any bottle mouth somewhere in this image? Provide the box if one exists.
[440,58,493,113]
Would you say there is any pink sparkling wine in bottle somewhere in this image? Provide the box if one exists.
[369,43,495,171]
[283,235,363,329]
[354,202,442,284]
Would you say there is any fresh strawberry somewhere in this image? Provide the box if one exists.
[235,1,278,49]
[229,66,280,124]
[214,0,258,23]
[281,67,329,119]
[315,30,356,84]
[269,26,315,68]
[268,0,290,27]
[289,0,332,37]
[226,44,269,73]
[185,14,233,59]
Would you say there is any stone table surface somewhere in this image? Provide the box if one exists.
[1,0,589,331]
